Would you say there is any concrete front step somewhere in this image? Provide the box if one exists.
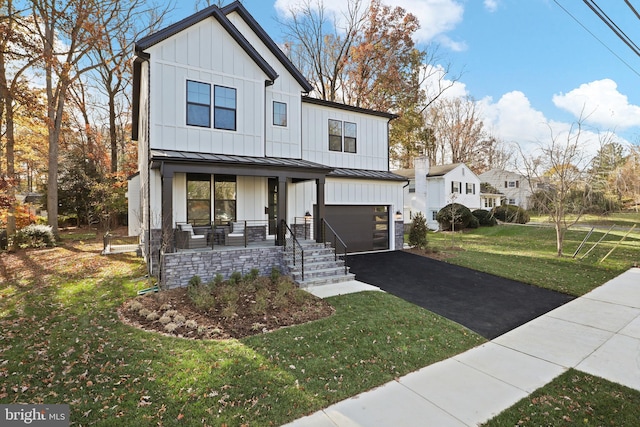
[297,272,357,288]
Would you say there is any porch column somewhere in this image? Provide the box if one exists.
[315,177,325,243]
[276,175,288,246]
[162,172,174,252]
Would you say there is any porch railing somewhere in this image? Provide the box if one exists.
[281,219,304,282]
[321,218,348,275]
[102,232,140,255]
[293,215,314,240]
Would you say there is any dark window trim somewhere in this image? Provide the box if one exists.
[273,101,287,127]
[186,173,212,225]
[344,121,357,153]
[186,80,211,128]
[328,119,342,152]
[214,85,237,131]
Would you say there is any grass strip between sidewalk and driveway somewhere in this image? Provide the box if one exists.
[0,235,484,426]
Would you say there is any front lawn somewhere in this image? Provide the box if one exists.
[426,224,639,296]
[0,234,483,426]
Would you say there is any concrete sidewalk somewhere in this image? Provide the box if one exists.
[287,268,640,427]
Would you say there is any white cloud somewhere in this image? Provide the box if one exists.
[274,0,465,44]
[478,91,605,162]
[484,0,499,12]
[422,64,468,101]
[552,79,640,130]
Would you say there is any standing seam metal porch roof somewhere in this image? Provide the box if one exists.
[150,149,406,181]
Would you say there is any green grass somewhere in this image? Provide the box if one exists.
[0,239,483,426]
[426,223,639,296]
[483,369,640,426]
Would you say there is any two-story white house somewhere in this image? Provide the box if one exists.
[127,1,405,285]
[479,169,533,209]
[396,157,482,230]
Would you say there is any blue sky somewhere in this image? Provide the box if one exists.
[171,0,640,156]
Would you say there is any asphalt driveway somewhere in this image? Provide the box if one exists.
[346,251,575,339]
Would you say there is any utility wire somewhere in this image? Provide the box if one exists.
[582,0,640,57]
[624,0,640,21]
[552,0,640,78]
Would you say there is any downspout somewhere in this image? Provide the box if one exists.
[264,79,274,157]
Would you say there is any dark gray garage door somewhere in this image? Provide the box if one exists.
[322,205,389,253]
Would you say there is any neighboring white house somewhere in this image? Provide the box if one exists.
[396,158,482,230]
[128,1,405,276]
[479,169,533,209]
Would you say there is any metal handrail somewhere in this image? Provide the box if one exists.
[321,218,348,275]
[281,219,304,282]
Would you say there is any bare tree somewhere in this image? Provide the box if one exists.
[425,96,486,166]
[281,0,366,102]
[519,120,593,256]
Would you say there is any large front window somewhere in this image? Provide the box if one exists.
[214,86,237,130]
[214,175,236,224]
[187,174,211,225]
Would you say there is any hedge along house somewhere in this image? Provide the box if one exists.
[128,1,406,288]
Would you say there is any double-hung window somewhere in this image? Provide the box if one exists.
[186,81,211,127]
[273,101,287,127]
[328,119,342,151]
[214,86,237,131]
[466,183,476,194]
[328,119,357,153]
[451,181,461,193]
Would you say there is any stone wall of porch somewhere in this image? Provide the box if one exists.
[161,246,288,289]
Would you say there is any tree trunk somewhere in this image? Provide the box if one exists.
[555,223,564,257]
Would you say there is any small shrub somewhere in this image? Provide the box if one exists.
[187,275,202,288]
[12,224,55,248]
[164,322,178,333]
[472,209,497,226]
[129,300,143,312]
[270,267,281,284]
[146,311,160,321]
[228,271,242,285]
[436,203,473,231]
[221,301,237,319]
[219,285,239,306]
[467,215,479,229]
[213,274,224,286]
[408,212,428,249]
[492,204,530,224]
[185,319,198,329]
[174,314,186,323]
[251,288,270,315]
[159,315,172,324]
[138,308,151,317]
[244,268,260,282]
[164,309,178,318]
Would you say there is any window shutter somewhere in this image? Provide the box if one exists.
[504,181,508,188]
[516,180,520,188]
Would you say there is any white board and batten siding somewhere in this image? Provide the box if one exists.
[301,102,389,170]
[226,11,305,159]
[146,18,268,157]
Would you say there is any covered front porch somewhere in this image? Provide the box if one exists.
[150,149,331,251]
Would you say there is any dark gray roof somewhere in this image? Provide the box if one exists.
[135,1,312,92]
[150,149,332,171]
[302,96,398,120]
[328,168,407,181]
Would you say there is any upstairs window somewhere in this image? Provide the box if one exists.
[344,122,357,153]
[451,181,461,193]
[273,101,287,127]
[328,119,357,153]
[329,119,342,151]
[186,81,211,127]
[214,85,237,131]
[466,183,476,194]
